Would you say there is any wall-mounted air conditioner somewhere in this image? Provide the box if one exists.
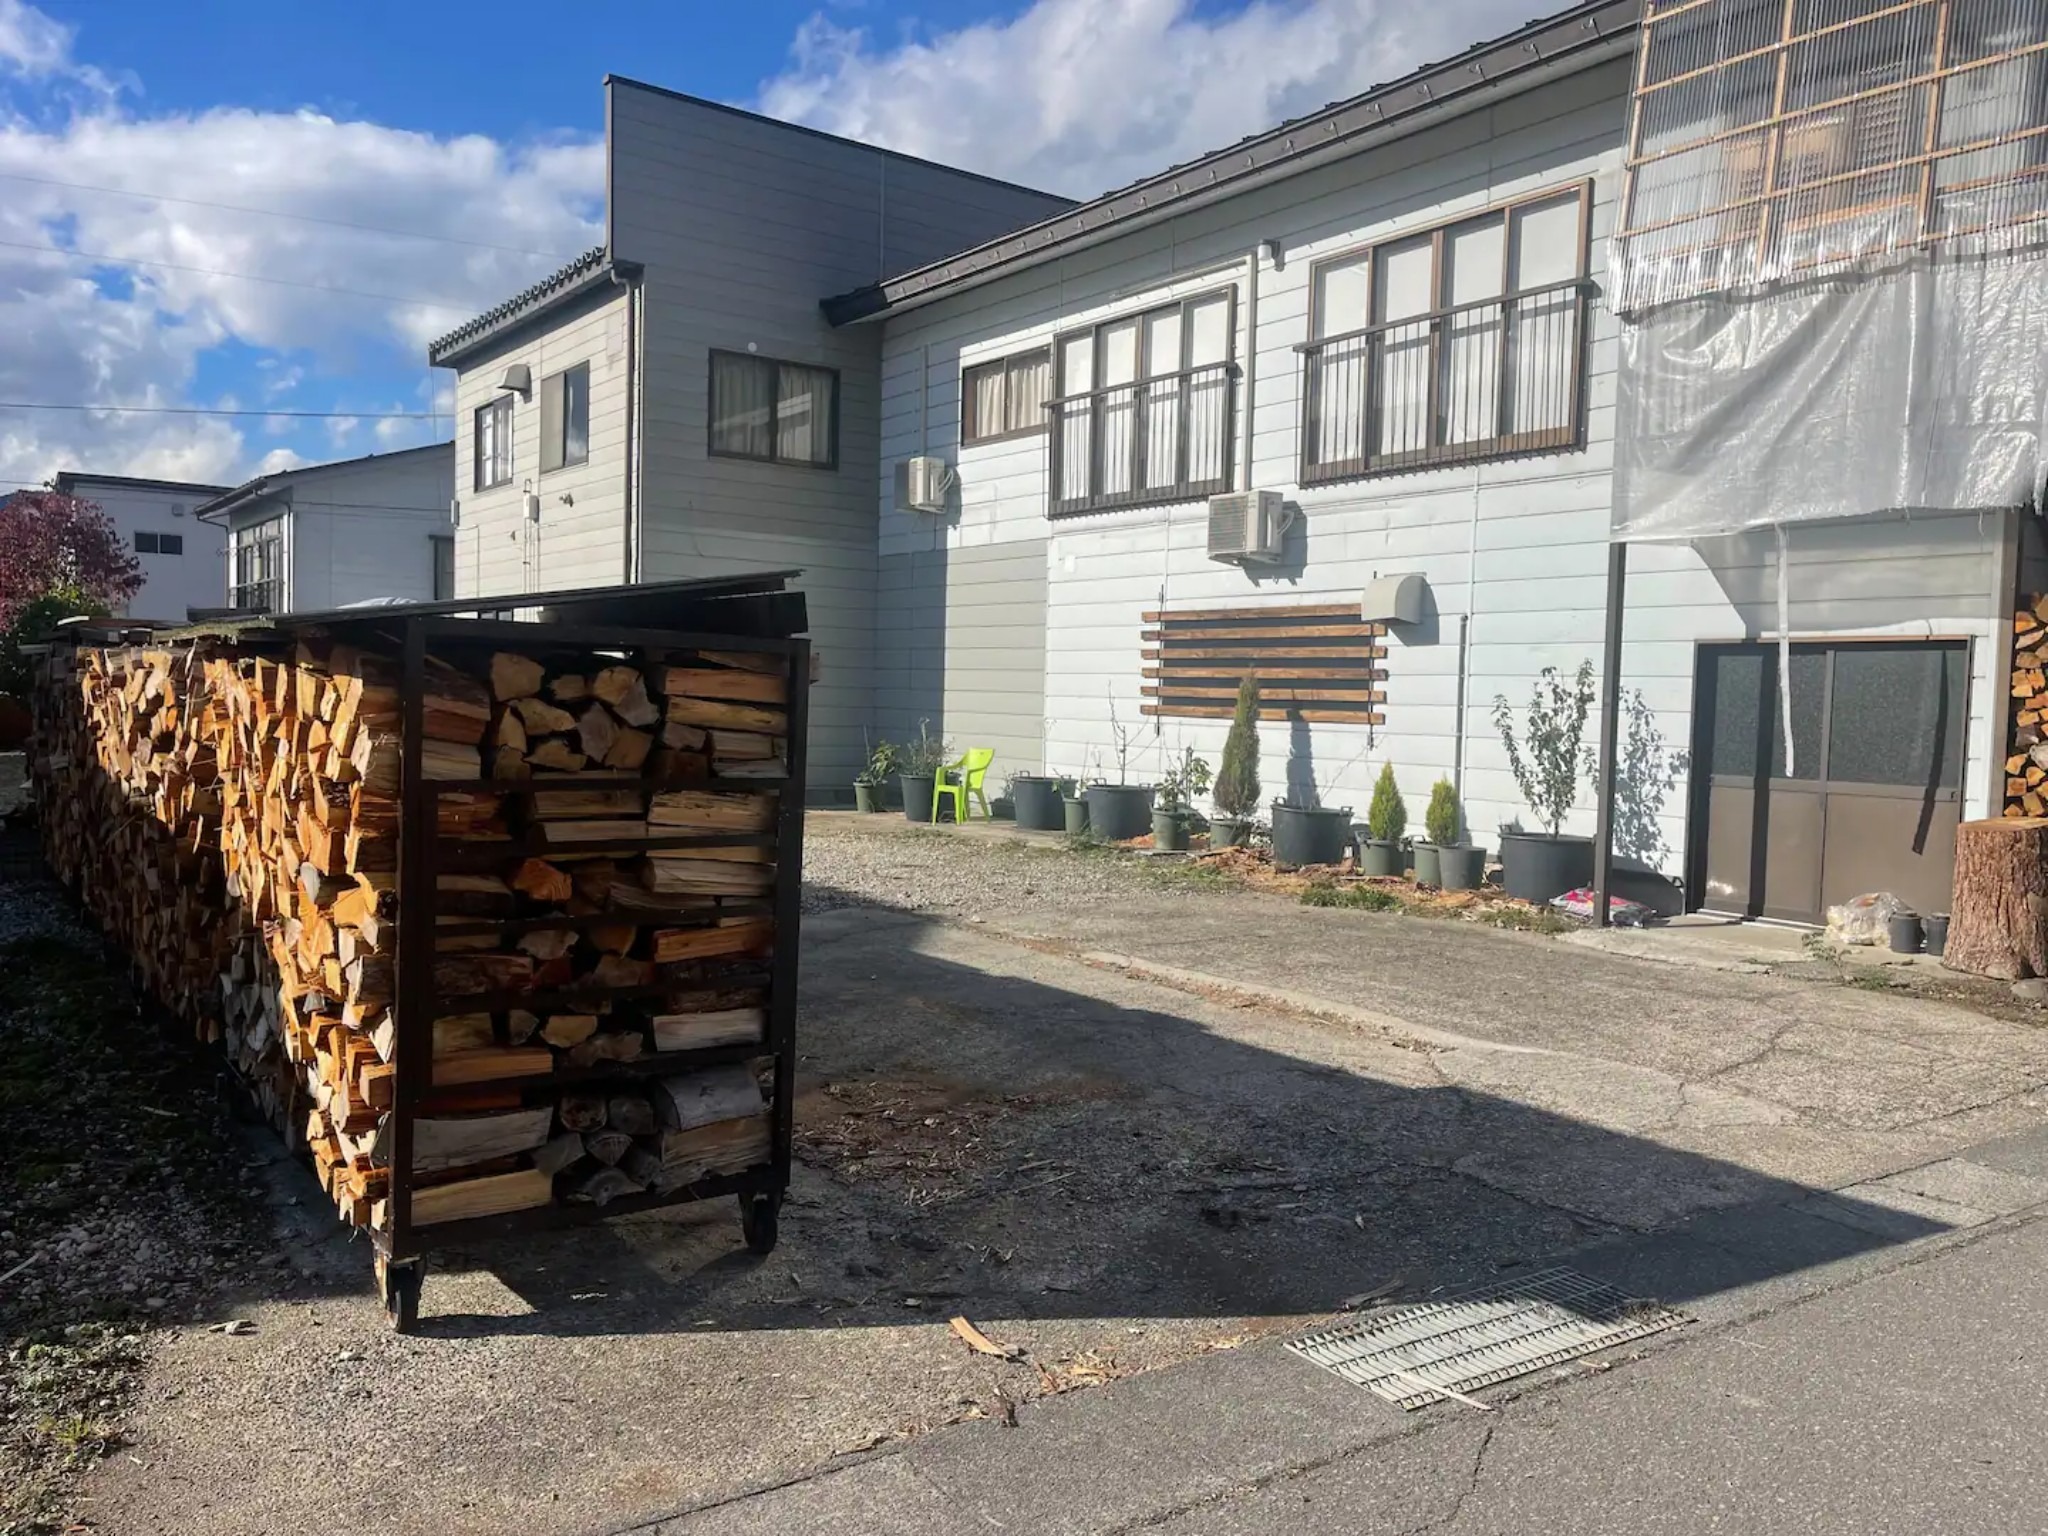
[1206,490,1292,564]
[895,455,956,513]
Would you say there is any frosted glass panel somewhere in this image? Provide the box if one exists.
[1512,194,1583,289]
[1374,236,1435,321]
[1315,254,1372,337]
[1187,295,1231,366]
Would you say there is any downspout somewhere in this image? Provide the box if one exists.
[616,268,642,584]
[1240,241,1260,494]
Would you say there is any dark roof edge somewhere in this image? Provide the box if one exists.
[193,442,455,522]
[427,251,640,368]
[823,0,1640,325]
[51,471,230,497]
[604,75,1076,209]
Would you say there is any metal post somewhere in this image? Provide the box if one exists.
[1590,541,1628,927]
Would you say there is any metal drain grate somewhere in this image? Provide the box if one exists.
[1287,1267,1687,1410]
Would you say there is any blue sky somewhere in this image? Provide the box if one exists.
[0,0,1531,490]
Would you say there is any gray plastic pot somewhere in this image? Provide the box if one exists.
[1086,783,1156,842]
[1011,775,1071,831]
[1271,804,1354,870]
[854,781,881,813]
[1923,912,1950,958]
[1410,843,1441,886]
[1436,845,1486,891]
[1152,809,1189,852]
[1360,838,1404,878]
[1210,815,1254,849]
[899,772,941,824]
[1063,795,1090,837]
[1888,911,1924,954]
[1498,832,1592,903]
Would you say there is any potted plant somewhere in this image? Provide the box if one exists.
[1084,696,1156,841]
[1270,734,1353,870]
[1011,769,1074,831]
[1152,746,1212,853]
[1210,676,1262,849]
[854,736,901,814]
[896,720,953,825]
[1360,764,1407,878]
[1491,660,1597,902]
[1422,777,1485,890]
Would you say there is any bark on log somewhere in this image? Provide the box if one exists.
[1944,817,2048,979]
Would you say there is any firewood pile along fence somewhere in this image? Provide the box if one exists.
[29,575,809,1329]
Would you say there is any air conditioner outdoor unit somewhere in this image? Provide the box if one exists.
[896,455,956,513]
[1206,490,1292,564]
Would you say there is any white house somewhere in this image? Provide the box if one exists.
[51,471,229,621]
[194,443,455,614]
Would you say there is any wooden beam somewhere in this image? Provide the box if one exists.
[1142,623,1384,641]
[1141,646,1387,662]
[1142,665,1386,681]
[1140,603,1364,623]
[1142,704,1385,724]
[1143,684,1386,703]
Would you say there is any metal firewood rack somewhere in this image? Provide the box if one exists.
[341,584,808,1331]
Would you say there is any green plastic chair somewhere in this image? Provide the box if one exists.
[933,747,996,823]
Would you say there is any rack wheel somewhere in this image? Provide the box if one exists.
[739,1193,779,1255]
[378,1257,424,1334]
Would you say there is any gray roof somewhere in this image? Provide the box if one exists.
[52,470,229,497]
[822,0,1640,325]
[426,247,626,368]
[193,441,452,523]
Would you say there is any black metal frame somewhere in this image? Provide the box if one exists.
[961,346,1052,446]
[379,611,811,1282]
[1048,285,1238,518]
[706,349,842,471]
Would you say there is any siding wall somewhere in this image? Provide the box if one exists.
[450,286,633,599]
[67,482,228,619]
[604,81,1071,800]
[872,59,2010,880]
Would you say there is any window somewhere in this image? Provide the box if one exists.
[474,395,513,489]
[233,519,285,612]
[1301,185,1589,482]
[540,362,590,472]
[135,530,183,555]
[431,534,455,601]
[1049,289,1235,516]
[708,350,837,468]
[962,348,1051,444]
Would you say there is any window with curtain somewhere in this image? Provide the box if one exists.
[708,350,838,468]
[1049,289,1235,516]
[540,362,589,472]
[1301,183,1589,482]
[474,395,513,489]
[961,348,1051,443]
[233,518,285,612]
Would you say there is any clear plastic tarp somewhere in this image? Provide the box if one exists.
[1610,0,2048,541]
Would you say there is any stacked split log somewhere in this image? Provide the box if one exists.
[2005,594,2048,817]
[34,632,790,1240]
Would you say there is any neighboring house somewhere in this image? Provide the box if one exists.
[194,443,455,614]
[427,79,1071,800]
[51,471,229,621]
[822,0,2048,922]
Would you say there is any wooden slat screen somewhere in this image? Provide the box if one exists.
[1139,603,1386,723]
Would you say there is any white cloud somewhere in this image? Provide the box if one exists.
[760,0,1547,199]
[0,1,601,490]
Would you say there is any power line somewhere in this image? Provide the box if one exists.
[0,170,585,262]
[0,402,449,420]
[0,236,485,311]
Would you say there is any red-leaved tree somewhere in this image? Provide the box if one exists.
[0,489,142,630]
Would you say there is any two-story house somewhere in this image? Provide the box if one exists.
[427,81,1072,800]
[51,471,229,621]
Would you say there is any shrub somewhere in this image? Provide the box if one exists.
[898,720,953,775]
[1365,763,1406,843]
[1301,880,1403,912]
[1424,778,1461,847]
[1212,676,1262,818]
[1158,746,1212,814]
[1491,660,1596,837]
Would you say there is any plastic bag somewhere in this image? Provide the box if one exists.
[1549,888,1655,927]
[1825,892,1905,946]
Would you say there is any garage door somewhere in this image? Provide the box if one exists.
[1690,641,1967,924]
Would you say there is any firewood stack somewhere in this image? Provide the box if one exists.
[2005,594,2048,817]
[34,632,790,1240]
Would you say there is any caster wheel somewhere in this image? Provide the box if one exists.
[739,1194,779,1255]
[378,1257,423,1333]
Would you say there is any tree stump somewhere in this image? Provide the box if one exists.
[1943,817,2048,979]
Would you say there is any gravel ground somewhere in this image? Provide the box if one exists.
[0,840,264,1536]
[801,816,1229,918]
